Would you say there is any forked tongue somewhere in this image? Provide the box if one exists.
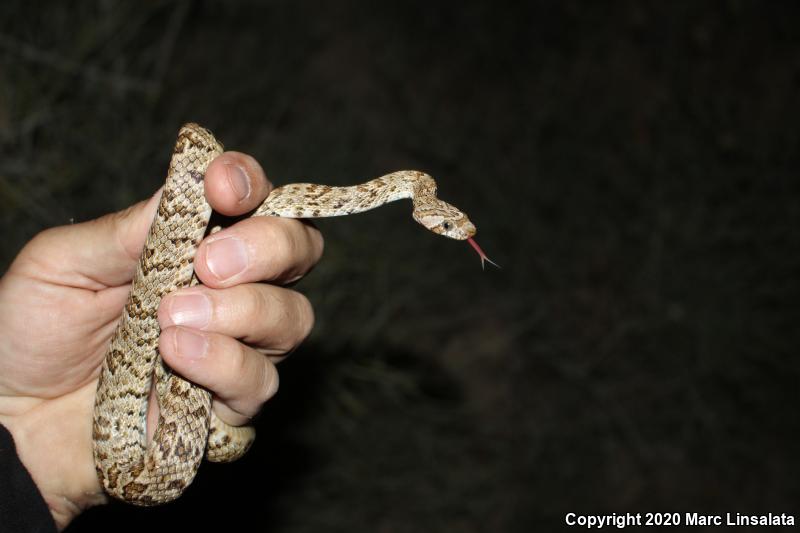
[467,237,500,270]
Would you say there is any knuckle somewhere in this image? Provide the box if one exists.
[244,285,269,319]
[264,222,296,264]
[219,338,250,387]
[309,227,325,262]
[19,228,54,260]
[292,292,315,342]
[255,363,279,404]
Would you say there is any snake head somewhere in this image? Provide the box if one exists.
[412,199,476,240]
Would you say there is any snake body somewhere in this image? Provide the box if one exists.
[92,123,478,505]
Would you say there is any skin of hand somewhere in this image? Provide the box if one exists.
[0,152,323,530]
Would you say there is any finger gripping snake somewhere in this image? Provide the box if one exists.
[92,123,485,505]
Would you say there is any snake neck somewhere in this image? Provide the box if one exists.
[255,170,437,218]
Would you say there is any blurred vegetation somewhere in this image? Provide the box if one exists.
[0,1,798,531]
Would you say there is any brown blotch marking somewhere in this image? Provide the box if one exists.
[173,138,187,154]
[190,405,208,419]
[93,417,110,440]
[158,421,179,453]
[123,481,147,499]
[169,236,195,247]
[106,464,121,489]
[126,293,157,319]
[169,378,191,399]
[157,203,171,219]
[130,360,153,380]
[121,387,150,399]
[312,209,320,217]
[106,350,124,375]
[168,479,186,491]
[142,246,156,263]
[173,201,193,217]
[175,435,188,458]
[129,461,145,480]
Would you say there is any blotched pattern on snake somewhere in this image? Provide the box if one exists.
[92,123,491,505]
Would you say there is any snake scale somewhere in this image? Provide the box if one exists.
[92,123,491,505]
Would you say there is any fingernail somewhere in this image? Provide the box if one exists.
[167,293,211,328]
[226,163,251,202]
[174,328,208,360]
[206,236,248,281]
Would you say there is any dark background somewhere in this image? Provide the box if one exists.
[1,1,798,531]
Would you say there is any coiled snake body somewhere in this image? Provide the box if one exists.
[92,123,489,505]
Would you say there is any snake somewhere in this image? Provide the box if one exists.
[92,123,495,505]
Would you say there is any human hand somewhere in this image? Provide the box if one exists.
[0,152,323,529]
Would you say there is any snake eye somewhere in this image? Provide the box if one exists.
[442,222,452,231]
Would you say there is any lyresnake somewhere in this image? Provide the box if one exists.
[92,123,492,505]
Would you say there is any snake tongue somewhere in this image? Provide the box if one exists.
[467,237,500,270]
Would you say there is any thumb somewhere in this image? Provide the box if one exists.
[11,188,161,289]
